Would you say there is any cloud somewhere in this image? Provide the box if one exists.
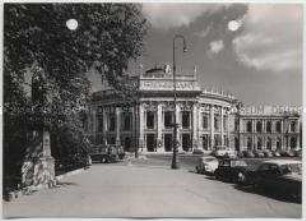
[142,3,221,29]
[233,4,302,72]
[209,40,224,54]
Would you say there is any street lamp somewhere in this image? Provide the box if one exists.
[171,34,187,169]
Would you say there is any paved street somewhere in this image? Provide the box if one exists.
[4,158,302,218]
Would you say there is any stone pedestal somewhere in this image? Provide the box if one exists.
[22,130,55,188]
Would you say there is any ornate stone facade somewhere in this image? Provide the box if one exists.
[86,67,301,153]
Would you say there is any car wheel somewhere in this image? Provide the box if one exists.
[195,167,200,174]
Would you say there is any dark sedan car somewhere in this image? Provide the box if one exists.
[237,159,302,201]
[214,159,255,183]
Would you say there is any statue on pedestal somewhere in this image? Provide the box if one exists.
[21,64,56,188]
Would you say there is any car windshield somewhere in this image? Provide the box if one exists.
[281,163,302,174]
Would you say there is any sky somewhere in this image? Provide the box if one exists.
[91,3,303,106]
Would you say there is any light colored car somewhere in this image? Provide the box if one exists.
[212,146,237,158]
[195,156,219,175]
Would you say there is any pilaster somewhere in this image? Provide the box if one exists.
[210,105,215,149]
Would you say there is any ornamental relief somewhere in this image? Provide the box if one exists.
[143,101,158,111]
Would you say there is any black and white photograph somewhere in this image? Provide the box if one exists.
[1,1,304,219]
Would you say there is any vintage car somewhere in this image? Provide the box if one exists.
[242,150,255,158]
[195,156,219,175]
[214,158,255,183]
[237,159,302,201]
[192,148,205,155]
[280,150,295,157]
[90,144,125,163]
[211,146,237,158]
[253,150,265,158]
[272,151,281,157]
[294,149,302,157]
[263,150,273,158]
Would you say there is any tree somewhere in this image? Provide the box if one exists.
[3,3,148,193]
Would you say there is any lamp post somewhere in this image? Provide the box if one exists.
[171,34,187,169]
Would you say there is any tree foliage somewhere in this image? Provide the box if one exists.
[3,3,148,191]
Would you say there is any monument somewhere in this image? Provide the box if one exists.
[21,64,56,188]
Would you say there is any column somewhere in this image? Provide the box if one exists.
[102,109,107,145]
[210,105,215,150]
[176,104,182,152]
[116,107,121,146]
[92,107,98,143]
[227,109,230,146]
[198,108,203,149]
[157,103,163,152]
[221,107,224,146]
[139,103,145,151]
[192,104,198,149]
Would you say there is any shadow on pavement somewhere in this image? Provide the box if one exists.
[234,184,301,204]
[56,181,78,186]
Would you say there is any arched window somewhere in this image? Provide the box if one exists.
[247,121,252,133]
[276,121,282,133]
[266,137,272,150]
[256,121,262,133]
[266,121,272,133]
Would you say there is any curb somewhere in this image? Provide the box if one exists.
[55,167,87,182]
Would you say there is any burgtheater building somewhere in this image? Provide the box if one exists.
[86,66,301,153]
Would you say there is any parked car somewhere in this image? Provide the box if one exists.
[280,150,295,157]
[212,146,237,158]
[192,148,205,155]
[263,150,273,158]
[293,149,302,157]
[254,160,302,200]
[195,156,219,175]
[214,158,255,183]
[243,150,255,158]
[253,150,265,158]
[237,159,302,201]
[272,151,281,157]
[90,144,125,163]
[237,152,244,158]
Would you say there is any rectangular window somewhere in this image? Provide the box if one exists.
[164,111,174,128]
[98,115,103,132]
[182,111,190,129]
[123,113,131,131]
[223,117,227,130]
[147,111,155,129]
[109,114,116,131]
[235,119,239,131]
[202,115,208,129]
[214,116,219,131]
